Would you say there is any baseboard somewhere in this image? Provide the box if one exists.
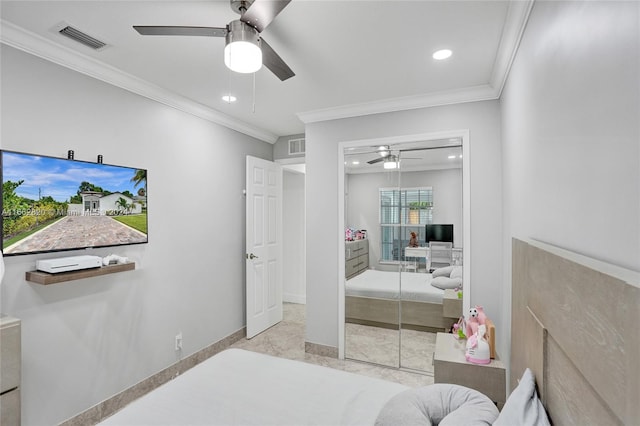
[305,341,338,358]
[283,293,306,304]
[60,327,246,426]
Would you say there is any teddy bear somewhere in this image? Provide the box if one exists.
[409,231,419,247]
[466,307,480,338]
[466,305,489,339]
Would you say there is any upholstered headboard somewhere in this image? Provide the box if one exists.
[511,238,639,425]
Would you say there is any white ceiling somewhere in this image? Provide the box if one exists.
[0,0,532,143]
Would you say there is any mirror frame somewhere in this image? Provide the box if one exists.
[337,130,471,359]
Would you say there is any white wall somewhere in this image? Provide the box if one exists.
[0,45,272,425]
[346,168,463,268]
[305,100,502,351]
[283,170,306,303]
[501,0,640,371]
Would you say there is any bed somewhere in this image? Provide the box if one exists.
[99,348,410,426]
[345,269,459,331]
[99,348,501,426]
[98,238,638,425]
[511,238,639,424]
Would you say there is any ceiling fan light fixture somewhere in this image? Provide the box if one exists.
[224,20,262,74]
[378,146,390,157]
[383,157,399,169]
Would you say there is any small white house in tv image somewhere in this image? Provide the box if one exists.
[67,191,144,216]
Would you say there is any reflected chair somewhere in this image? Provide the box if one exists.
[429,241,453,271]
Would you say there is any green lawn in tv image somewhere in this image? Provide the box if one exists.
[2,151,147,255]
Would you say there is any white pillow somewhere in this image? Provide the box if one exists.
[493,368,550,426]
[431,276,462,290]
[450,266,463,279]
[432,266,454,277]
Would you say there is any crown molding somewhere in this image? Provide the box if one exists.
[489,0,535,96]
[297,0,534,125]
[297,84,499,125]
[0,19,278,144]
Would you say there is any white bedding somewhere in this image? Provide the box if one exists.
[346,269,444,304]
[99,348,408,425]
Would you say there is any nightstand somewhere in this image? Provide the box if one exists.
[1,315,21,426]
[433,332,506,408]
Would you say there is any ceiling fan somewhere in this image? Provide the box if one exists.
[133,0,294,81]
[365,146,391,164]
[366,146,420,166]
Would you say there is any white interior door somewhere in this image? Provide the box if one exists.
[246,156,283,339]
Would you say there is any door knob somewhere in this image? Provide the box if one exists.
[247,253,259,259]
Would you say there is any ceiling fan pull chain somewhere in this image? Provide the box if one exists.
[227,67,232,104]
[252,72,256,113]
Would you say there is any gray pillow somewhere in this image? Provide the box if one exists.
[432,266,454,277]
[493,368,550,426]
[375,384,499,426]
[431,276,462,290]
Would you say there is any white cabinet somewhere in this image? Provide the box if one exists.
[1,316,21,426]
[345,239,369,278]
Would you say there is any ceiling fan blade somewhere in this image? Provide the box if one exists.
[260,38,295,81]
[133,26,228,37]
[241,0,291,32]
[367,157,385,165]
[400,144,462,153]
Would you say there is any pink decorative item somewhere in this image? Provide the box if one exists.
[466,308,480,338]
[465,324,491,364]
[475,305,487,325]
[452,316,466,340]
[345,228,354,241]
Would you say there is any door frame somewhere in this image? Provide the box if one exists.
[337,130,471,359]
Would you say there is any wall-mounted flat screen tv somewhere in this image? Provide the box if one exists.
[425,224,453,244]
[1,150,147,256]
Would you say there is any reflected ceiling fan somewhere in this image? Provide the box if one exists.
[133,0,294,81]
[366,146,420,168]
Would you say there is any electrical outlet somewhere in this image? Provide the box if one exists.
[175,332,183,351]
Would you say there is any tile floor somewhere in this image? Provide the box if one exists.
[230,303,434,388]
[345,323,437,372]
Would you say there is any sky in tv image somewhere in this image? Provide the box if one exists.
[3,151,142,201]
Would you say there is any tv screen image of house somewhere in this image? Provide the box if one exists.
[1,150,147,256]
[425,224,453,244]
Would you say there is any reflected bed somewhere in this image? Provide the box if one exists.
[345,269,458,331]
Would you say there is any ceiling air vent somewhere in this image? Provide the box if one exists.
[58,25,107,50]
[288,138,305,155]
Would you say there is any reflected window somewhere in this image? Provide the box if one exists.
[379,187,432,262]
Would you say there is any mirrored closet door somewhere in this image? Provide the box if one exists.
[344,147,401,368]
[344,140,464,374]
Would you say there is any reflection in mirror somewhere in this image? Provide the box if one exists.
[344,149,400,367]
[344,140,464,373]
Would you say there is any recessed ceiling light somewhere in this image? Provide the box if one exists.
[433,49,452,60]
[448,155,456,159]
[459,154,463,159]
[352,161,360,165]
[222,95,237,103]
